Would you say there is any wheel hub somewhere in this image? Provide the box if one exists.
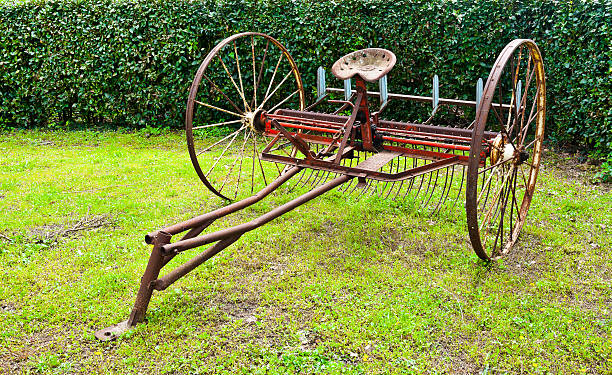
[489,134,529,166]
[517,150,530,165]
[244,109,265,132]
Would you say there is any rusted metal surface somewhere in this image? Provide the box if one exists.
[331,48,396,82]
[96,34,546,340]
[466,39,546,260]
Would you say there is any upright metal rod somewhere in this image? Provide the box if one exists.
[94,231,172,341]
[127,231,172,326]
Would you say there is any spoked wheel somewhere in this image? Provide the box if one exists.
[466,39,546,260]
[186,32,305,200]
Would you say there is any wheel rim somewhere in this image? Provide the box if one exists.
[186,32,305,200]
[466,40,546,260]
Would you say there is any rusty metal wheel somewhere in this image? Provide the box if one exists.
[186,32,305,200]
[466,39,546,260]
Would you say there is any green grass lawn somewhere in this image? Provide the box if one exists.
[0,130,610,374]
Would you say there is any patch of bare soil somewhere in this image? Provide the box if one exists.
[501,233,547,283]
[0,329,57,373]
[203,295,299,349]
[433,336,479,374]
[542,151,611,193]
[0,300,18,314]
[0,325,126,374]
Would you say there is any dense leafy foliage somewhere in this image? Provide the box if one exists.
[0,0,610,157]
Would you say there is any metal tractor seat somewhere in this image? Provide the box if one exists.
[331,48,397,82]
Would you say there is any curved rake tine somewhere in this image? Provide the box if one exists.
[296,169,314,190]
[449,163,466,212]
[401,149,420,199]
[378,158,395,198]
[412,158,431,201]
[304,170,323,189]
[310,170,329,189]
[287,169,308,193]
[298,169,318,190]
[378,157,395,198]
[346,177,366,197]
[365,178,378,198]
[431,164,454,216]
[308,170,325,189]
[339,153,356,193]
[419,147,444,208]
[480,166,500,212]
[344,151,363,195]
[422,168,440,209]
[430,148,459,215]
[440,166,456,214]
[321,170,333,186]
[382,156,400,200]
[389,155,408,200]
[379,154,400,198]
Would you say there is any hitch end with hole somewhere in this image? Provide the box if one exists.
[94,320,130,341]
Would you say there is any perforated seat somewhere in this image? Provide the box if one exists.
[331,48,396,82]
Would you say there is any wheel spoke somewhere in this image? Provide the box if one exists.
[233,41,251,113]
[268,89,300,113]
[513,66,535,139]
[197,126,245,155]
[519,164,528,187]
[195,100,242,118]
[192,119,243,130]
[519,82,541,144]
[524,138,537,150]
[491,103,505,131]
[489,168,514,254]
[507,50,522,131]
[496,80,505,128]
[511,167,521,224]
[217,54,250,112]
[251,36,257,108]
[258,69,294,111]
[480,167,511,232]
[201,73,244,115]
[253,134,268,186]
[234,130,252,199]
[219,127,249,194]
[205,129,241,177]
[251,40,270,109]
[478,168,498,203]
[263,52,284,102]
[250,130,257,194]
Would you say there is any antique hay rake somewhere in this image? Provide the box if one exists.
[96,32,545,340]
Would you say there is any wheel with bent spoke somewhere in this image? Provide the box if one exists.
[186,32,305,200]
[466,39,546,260]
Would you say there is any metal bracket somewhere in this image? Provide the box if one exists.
[476,78,483,108]
[515,80,522,114]
[317,67,326,101]
[343,79,352,101]
[270,119,315,159]
[432,74,439,112]
[379,75,388,106]
[94,320,130,341]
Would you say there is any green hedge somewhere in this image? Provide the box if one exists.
[0,0,610,156]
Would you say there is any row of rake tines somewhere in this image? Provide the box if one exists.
[283,142,468,217]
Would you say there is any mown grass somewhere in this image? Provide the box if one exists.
[0,130,610,374]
